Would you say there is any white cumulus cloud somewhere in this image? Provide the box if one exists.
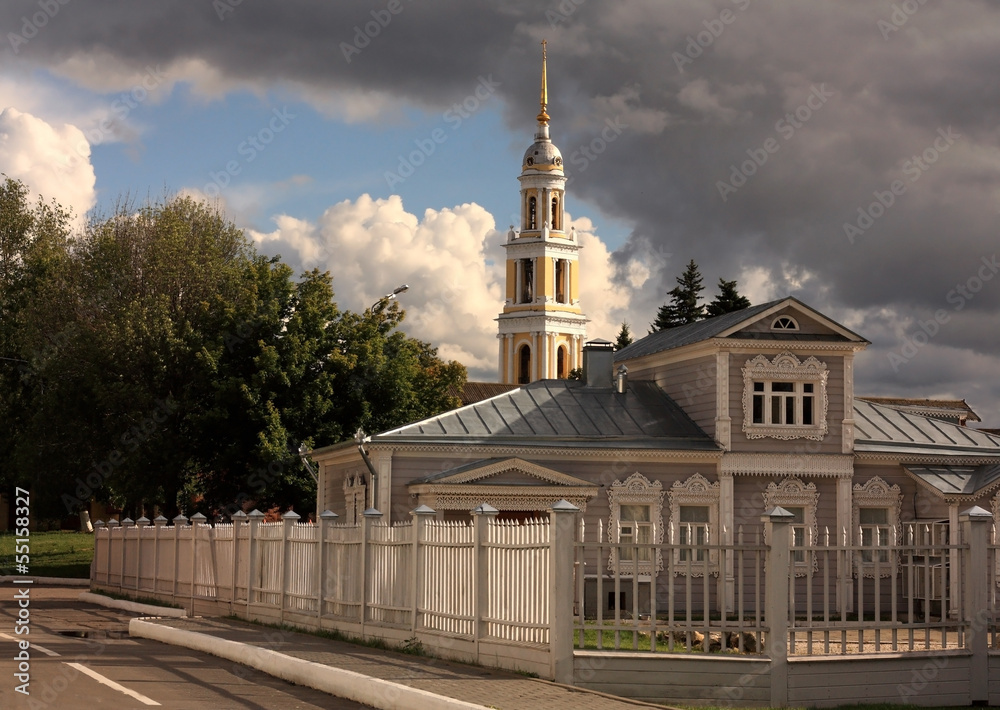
[0,107,96,226]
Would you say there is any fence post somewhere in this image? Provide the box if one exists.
[106,519,120,592]
[121,518,135,593]
[410,505,436,636]
[190,513,207,615]
[549,499,580,685]
[361,507,382,637]
[135,517,149,593]
[172,514,186,602]
[961,505,992,705]
[280,510,300,624]
[472,503,499,656]
[246,509,265,616]
[231,511,247,614]
[763,506,794,709]
[152,516,167,598]
[318,510,338,625]
[92,520,105,586]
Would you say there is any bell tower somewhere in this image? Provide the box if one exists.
[497,41,587,384]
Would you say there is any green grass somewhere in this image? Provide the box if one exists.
[575,621,756,653]
[97,589,184,609]
[0,530,94,578]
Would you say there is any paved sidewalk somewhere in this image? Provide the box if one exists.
[138,616,669,710]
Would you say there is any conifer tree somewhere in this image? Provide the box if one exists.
[614,321,634,350]
[651,259,704,331]
[705,278,751,318]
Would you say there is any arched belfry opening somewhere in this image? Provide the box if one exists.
[518,345,532,384]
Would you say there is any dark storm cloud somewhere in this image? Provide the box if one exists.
[5,0,999,420]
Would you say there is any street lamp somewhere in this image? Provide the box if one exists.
[368,284,410,313]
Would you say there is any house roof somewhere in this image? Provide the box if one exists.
[372,378,719,450]
[614,297,867,362]
[853,399,1000,457]
[903,463,1000,498]
[409,457,597,487]
[448,381,519,407]
[857,396,981,423]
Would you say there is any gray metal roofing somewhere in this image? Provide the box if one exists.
[614,301,781,361]
[854,399,1000,456]
[374,379,719,449]
[903,464,1000,497]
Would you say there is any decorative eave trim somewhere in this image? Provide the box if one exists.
[409,483,598,497]
[502,240,581,256]
[366,443,724,461]
[415,457,594,487]
[721,453,854,478]
[854,452,1000,466]
[714,338,868,353]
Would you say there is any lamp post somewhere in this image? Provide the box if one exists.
[368,284,410,313]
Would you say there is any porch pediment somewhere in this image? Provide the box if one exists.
[409,457,595,487]
[408,457,598,512]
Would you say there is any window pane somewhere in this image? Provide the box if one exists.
[771,396,781,424]
[753,382,764,392]
[859,508,888,525]
[803,396,813,425]
[753,394,764,423]
[804,383,814,393]
[680,506,709,523]
[620,504,650,522]
[772,382,794,392]
[784,506,805,524]
[785,396,795,425]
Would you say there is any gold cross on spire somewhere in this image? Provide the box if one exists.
[537,39,550,125]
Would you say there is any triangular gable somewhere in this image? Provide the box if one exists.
[409,457,595,487]
[718,298,868,343]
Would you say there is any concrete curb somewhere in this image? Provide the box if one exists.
[79,592,188,618]
[129,619,489,710]
[0,576,90,586]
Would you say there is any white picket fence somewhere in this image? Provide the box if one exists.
[91,505,577,679]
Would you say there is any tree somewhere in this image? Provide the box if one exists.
[651,259,704,331]
[614,321,634,350]
[705,278,751,318]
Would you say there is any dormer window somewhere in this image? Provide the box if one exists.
[742,353,828,440]
[771,316,799,330]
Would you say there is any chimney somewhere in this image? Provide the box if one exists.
[582,339,615,388]
[616,364,628,394]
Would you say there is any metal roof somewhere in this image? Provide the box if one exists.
[857,396,981,422]
[613,297,867,362]
[373,379,719,450]
[854,399,1000,456]
[903,464,1000,497]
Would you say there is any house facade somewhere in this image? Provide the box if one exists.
[310,48,1000,616]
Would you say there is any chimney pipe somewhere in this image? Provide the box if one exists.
[582,339,615,388]
[616,364,628,394]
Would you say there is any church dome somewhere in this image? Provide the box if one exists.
[522,133,564,174]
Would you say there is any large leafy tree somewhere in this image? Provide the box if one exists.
[651,259,705,331]
[3,191,465,520]
[706,278,751,318]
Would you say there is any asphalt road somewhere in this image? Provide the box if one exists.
[0,584,372,709]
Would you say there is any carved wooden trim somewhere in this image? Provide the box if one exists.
[852,476,902,578]
[608,472,664,576]
[667,473,721,577]
[762,477,819,576]
[741,352,829,441]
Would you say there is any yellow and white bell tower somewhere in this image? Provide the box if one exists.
[497,41,587,384]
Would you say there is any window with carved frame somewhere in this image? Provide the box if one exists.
[742,353,829,441]
[667,473,720,576]
[608,472,663,576]
[762,478,819,576]
[852,477,902,577]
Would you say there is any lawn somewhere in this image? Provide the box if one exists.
[0,530,94,578]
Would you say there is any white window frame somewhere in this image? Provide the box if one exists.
[607,472,663,576]
[668,473,721,577]
[742,352,829,441]
[771,315,799,331]
[852,476,902,578]
[763,477,819,576]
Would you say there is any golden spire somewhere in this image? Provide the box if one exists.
[536,39,550,125]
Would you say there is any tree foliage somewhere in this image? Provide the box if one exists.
[651,259,705,331]
[614,321,634,350]
[0,186,466,520]
[706,278,751,318]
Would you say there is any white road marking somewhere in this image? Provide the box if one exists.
[64,662,161,705]
[0,632,59,656]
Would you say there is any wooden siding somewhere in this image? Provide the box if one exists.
[629,354,718,437]
[736,307,843,337]
[729,352,846,454]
